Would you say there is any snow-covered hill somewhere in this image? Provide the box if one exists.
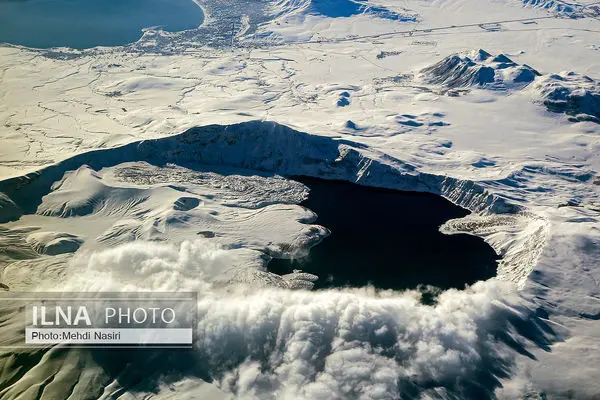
[0,0,599,398]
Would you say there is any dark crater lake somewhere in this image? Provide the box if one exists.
[269,177,498,292]
[0,0,204,49]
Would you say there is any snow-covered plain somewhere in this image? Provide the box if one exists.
[0,0,599,398]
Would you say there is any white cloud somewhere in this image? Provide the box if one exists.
[60,240,548,399]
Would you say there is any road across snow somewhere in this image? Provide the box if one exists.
[0,0,599,399]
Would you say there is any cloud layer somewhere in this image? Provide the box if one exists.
[52,240,551,399]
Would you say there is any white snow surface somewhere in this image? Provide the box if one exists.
[0,0,599,399]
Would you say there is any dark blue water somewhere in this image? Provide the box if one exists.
[269,177,498,294]
[0,0,204,49]
[310,0,411,20]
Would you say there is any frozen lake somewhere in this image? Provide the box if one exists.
[269,177,498,293]
[0,0,204,49]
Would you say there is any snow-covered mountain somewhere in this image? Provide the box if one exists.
[0,0,599,399]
